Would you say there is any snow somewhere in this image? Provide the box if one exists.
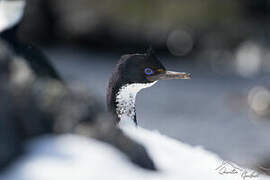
[1,127,269,180]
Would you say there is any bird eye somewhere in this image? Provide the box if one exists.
[144,68,153,75]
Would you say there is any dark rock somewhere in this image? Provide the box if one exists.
[255,159,270,176]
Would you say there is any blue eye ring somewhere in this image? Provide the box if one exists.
[144,68,153,75]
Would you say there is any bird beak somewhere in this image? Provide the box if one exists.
[147,71,191,81]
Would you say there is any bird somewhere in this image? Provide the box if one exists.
[2,49,270,180]
[0,0,269,179]
[0,0,156,172]
[0,0,62,80]
[107,48,191,126]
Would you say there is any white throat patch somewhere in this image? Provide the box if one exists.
[116,81,157,127]
[0,0,25,32]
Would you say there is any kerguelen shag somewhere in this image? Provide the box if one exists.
[107,48,191,126]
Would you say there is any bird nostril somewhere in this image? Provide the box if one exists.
[156,69,165,73]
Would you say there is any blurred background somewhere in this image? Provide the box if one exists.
[18,0,270,167]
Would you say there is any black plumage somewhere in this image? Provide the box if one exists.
[0,1,157,171]
[0,24,61,80]
[107,50,166,124]
[0,39,156,171]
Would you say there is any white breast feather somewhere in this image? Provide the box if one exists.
[0,0,25,32]
[116,81,157,127]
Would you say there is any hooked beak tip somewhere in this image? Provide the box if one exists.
[184,72,192,79]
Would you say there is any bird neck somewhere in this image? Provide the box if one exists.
[107,81,156,126]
